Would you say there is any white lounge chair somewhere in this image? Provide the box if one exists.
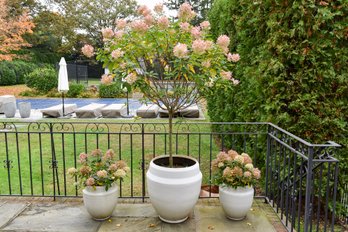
[101,104,127,118]
[179,104,200,118]
[159,104,200,118]
[136,104,159,118]
[75,103,106,118]
[41,104,77,118]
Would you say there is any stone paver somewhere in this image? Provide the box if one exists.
[0,198,286,232]
[0,202,29,228]
[1,203,100,232]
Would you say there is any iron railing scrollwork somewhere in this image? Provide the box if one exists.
[0,121,343,231]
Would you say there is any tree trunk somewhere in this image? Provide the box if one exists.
[168,110,173,167]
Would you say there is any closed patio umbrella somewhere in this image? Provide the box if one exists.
[58,57,69,116]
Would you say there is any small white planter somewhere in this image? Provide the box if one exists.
[219,185,254,220]
[4,102,16,118]
[18,102,31,118]
[146,155,202,223]
[82,184,118,221]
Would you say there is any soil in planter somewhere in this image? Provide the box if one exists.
[153,156,196,168]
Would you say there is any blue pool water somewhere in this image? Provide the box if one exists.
[16,98,142,110]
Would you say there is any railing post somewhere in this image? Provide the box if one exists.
[265,124,271,203]
[304,146,314,232]
[141,123,145,202]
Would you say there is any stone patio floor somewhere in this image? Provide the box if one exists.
[0,197,287,232]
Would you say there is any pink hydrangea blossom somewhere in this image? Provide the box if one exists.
[91,149,102,157]
[192,39,208,55]
[79,153,88,163]
[245,163,254,171]
[111,48,124,59]
[200,21,210,30]
[115,160,127,169]
[97,170,108,178]
[80,166,92,175]
[221,71,232,80]
[104,149,115,159]
[217,35,230,49]
[158,16,169,29]
[227,53,240,62]
[114,30,124,39]
[114,169,126,178]
[231,78,240,86]
[173,43,188,58]
[137,5,151,16]
[232,167,243,177]
[234,155,244,164]
[178,2,196,21]
[81,44,94,58]
[191,26,201,39]
[116,19,127,29]
[102,28,114,40]
[202,60,211,68]
[120,62,127,69]
[180,22,190,32]
[253,168,261,179]
[244,171,252,178]
[109,163,118,172]
[67,167,77,175]
[101,74,113,85]
[85,177,95,186]
[144,14,154,25]
[125,72,137,84]
[131,20,149,33]
[227,150,239,160]
[154,3,163,13]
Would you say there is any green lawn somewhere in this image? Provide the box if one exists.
[0,121,238,197]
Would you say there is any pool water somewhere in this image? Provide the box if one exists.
[16,98,142,110]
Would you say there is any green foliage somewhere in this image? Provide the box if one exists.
[25,66,58,93]
[98,83,124,98]
[67,82,85,98]
[0,60,38,85]
[208,0,348,218]
[165,0,214,24]
[0,63,16,85]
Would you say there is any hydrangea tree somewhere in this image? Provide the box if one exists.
[82,3,240,167]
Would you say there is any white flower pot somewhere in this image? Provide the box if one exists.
[4,102,16,118]
[146,155,202,223]
[219,185,254,220]
[18,102,31,118]
[82,184,118,221]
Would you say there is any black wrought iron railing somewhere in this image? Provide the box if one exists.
[0,121,342,231]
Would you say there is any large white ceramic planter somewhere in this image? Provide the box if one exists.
[146,155,202,223]
[219,185,254,220]
[82,184,118,221]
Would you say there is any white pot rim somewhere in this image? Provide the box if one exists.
[150,155,199,172]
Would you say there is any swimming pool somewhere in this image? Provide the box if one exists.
[16,98,142,110]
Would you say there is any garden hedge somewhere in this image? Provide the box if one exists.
[0,60,38,86]
[208,0,348,217]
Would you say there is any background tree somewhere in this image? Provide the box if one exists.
[165,0,213,24]
[0,0,35,61]
[49,0,138,47]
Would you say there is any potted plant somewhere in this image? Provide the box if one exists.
[81,2,239,223]
[67,149,129,221]
[211,150,261,220]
